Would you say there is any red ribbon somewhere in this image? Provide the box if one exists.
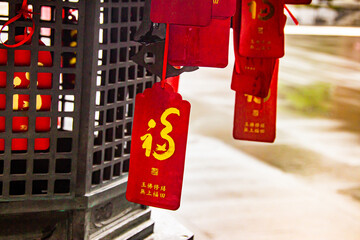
[0,0,36,48]
[284,5,299,25]
[161,24,170,88]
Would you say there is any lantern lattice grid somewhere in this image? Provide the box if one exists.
[0,0,157,239]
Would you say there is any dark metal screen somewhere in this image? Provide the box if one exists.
[88,0,156,192]
[0,0,155,201]
[0,0,84,200]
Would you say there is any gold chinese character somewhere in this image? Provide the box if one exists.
[252,110,259,117]
[255,123,260,128]
[260,129,265,134]
[140,189,146,195]
[160,186,166,192]
[147,183,153,189]
[248,0,275,21]
[154,185,159,190]
[160,193,166,198]
[244,127,249,133]
[249,0,256,20]
[255,129,260,133]
[153,191,159,197]
[250,122,254,127]
[146,190,152,196]
[141,119,156,157]
[260,123,265,128]
[141,108,180,161]
[151,168,159,176]
[141,182,146,188]
[245,94,262,104]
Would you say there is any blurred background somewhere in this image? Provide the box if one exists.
[155,0,360,239]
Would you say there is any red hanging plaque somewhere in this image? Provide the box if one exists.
[0,116,4,132]
[239,0,286,58]
[36,117,51,132]
[168,18,231,68]
[212,0,236,19]
[150,0,212,26]
[11,138,28,151]
[13,72,30,88]
[13,94,29,111]
[0,94,5,109]
[36,95,52,111]
[0,138,50,152]
[233,60,279,142]
[231,57,277,98]
[12,117,28,132]
[0,72,5,87]
[232,0,242,61]
[126,82,191,210]
[0,35,53,89]
[34,138,50,151]
[232,2,276,98]
[11,94,51,111]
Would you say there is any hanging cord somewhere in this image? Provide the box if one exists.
[284,5,299,25]
[161,24,170,88]
[0,0,36,48]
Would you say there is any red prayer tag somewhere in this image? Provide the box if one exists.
[126,82,191,210]
[0,35,53,89]
[231,57,277,98]
[168,18,231,68]
[9,138,49,152]
[36,95,52,111]
[13,72,30,88]
[285,0,311,4]
[233,60,279,143]
[150,0,212,26]
[12,94,51,111]
[0,94,5,109]
[232,3,276,98]
[212,0,236,19]
[36,117,51,132]
[34,138,50,151]
[239,0,286,58]
[12,117,28,132]
[0,72,5,87]
[11,138,28,151]
[0,116,4,132]
[232,0,242,64]
[13,94,29,111]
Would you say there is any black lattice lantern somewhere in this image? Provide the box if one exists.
[0,0,157,239]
